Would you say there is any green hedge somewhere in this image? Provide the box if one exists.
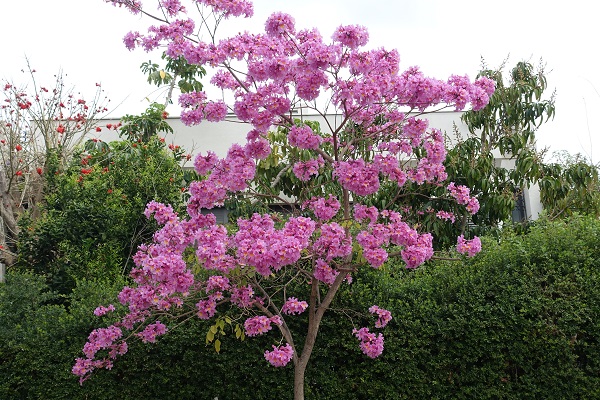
[2,215,600,399]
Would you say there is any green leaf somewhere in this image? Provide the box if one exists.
[206,329,215,343]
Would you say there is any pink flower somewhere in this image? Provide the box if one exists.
[265,12,295,37]
[353,327,384,358]
[196,298,217,319]
[136,321,167,343]
[333,159,379,196]
[282,297,308,315]
[304,195,340,221]
[194,151,219,175]
[436,210,456,223]
[332,24,369,49]
[292,159,321,181]
[369,305,392,328]
[264,343,294,367]
[288,125,322,150]
[244,315,281,337]
[313,259,339,285]
[457,235,482,257]
[93,304,116,317]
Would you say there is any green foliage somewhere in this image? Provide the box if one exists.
[141,52,206,103]
[457,60,554,221]
[16,135,185,295]
[462,61,556,152]
[119,102,174,143]
[3,216,600,398]
[539,152,600,219]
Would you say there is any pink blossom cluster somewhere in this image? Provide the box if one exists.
[313,222,352,261]
[303,195,340,221]
[281,297,308,315]
[264,343,294,367]
[436,210,456,223]
[313,258,339,285]
[244,315,282,337]
[188,144,256,209]
[196,0,254,18]
[230,285,256,308]
[93,304,116,317]
[292,157,324,181]
[234,213,315,276]
[333,159,380,196]
[447,182,480,214]
[353,327,384,359]
[179,92,228,125]
[354,204,379,224]
[369,305,392,328]
[136,321,168,343]
[196,298,217,319]
[354,208,434,269]
[73,325,128,382]
[265,12,296,37]
[332,24,369,49]
[457,235,482,257]
[287,124,322,150]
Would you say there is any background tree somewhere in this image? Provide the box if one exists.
[141,52,206,107]
[354,60,557,249]
[16,105,188,296]
[538,151,600,219]
[458,60,556,223]
[0,65,108,269]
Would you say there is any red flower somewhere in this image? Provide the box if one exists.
[107,189,113,194]
[15,170,23,176]
[80,168,93,175]
[36,167,43,175]
[95,126,102,132]
[56,125,65,134]
[106,123,113,129]
[161,111,169,119]
[15,144,22,151]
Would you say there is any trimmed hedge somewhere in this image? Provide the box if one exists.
[2,215,600,399]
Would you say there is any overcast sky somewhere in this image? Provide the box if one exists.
[2,1,599,162]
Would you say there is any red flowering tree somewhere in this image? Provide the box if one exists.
[0,66,108,268]
[75,1,494,398]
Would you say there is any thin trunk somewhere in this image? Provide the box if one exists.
[293,363,306,400]
[292,270,348,400]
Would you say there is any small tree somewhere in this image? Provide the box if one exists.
[458,60,556,224]
[0,65,108,268]
[539,151,600,219]
[17,105,188,295]
[75,2,494,398]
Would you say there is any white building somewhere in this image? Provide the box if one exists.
[94,110,543,221]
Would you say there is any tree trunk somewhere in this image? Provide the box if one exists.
[293,362,306,400]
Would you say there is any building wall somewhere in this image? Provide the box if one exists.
[92,110,543,220]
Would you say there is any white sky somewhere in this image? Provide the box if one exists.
[2,0,599,162]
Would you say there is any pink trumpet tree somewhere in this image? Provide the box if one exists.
[75,1,493,398]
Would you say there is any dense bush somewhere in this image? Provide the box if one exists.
[16,136,186,295]
[2,215,599,399]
